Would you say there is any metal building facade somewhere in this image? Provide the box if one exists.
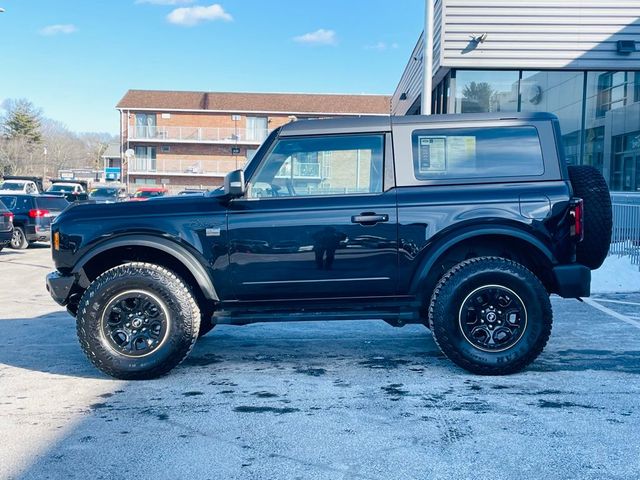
[393,0,640,192]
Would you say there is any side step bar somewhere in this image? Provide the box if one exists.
[212,309,420,326]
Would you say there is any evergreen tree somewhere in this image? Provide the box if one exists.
[1,98,43,143]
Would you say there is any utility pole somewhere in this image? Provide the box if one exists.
[421,0,434,115]
[42,146,48,187]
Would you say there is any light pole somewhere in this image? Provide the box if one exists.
[421,0,434,115]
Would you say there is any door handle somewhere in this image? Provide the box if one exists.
[351,212,389,225]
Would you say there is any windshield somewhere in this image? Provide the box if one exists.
[90,188,118,198]
[134,190,164,198]
[0,182,26,191]
[48,184,75,193]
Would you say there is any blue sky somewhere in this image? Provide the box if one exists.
[0,0,424,134]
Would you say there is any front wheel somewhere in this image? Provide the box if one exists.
[76,262,201,379]
[428,257,552,375]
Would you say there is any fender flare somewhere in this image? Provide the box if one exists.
[72,234,219,300]
[409,226,556,294]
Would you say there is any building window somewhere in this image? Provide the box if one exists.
[161,146,171,153]
[453,70,519,113]
[246,148,257,162]
[135,113,157,138]
[596,72,634,117]
[133,146,157,172]
[246,117,268,142]
[585,71,640,189]
[520,71,584,165]
[611,131,640,192]
[134,178,157,185]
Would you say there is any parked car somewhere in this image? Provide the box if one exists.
[129,187,168,201]
[0,176,41,195]
[47,113,612,379]
[46,180,89,202]
[0,194,70,249]
[88,185,127,204]
[0,199,14,252]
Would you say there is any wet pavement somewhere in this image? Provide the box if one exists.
[1,247,639,480]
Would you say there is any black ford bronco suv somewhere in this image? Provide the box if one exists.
[46,113,612,379]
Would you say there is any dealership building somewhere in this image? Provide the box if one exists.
[393,0,640,192]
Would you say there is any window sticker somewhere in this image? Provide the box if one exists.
[447,136,477,167]
[417,136,446,173]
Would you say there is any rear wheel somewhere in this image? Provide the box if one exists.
[76,262,201,379]
[428,257,552,375]
[10,227,28,249]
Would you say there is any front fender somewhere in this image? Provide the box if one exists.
[72,234,219,300]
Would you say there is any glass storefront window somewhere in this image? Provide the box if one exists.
[520,71,584,165]
[453,70,519,113]
[441,69,640,190]
[586,71,640,191]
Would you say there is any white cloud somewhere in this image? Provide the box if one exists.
[136,0,194,5]
[167,4,232,26]
[365,41,399,51]
[293,29,337,46]
[39,24,77,36]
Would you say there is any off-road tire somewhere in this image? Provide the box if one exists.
[568,165,612,269]
[10,227,28,249]
[77,262,200,380]
[428,257,552,375]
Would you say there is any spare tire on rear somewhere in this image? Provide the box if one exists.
[568,165,612,270]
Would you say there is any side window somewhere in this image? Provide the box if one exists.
[248,134,384,198]
[0,196,17,210]
[411,126,544,180]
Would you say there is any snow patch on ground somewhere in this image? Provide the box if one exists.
[591,255,640,294]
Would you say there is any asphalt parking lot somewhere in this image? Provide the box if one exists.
[1,247,639,480]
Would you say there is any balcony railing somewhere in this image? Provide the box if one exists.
[128,158,245,176]
[275,162,322,179]
[128,126,270,144]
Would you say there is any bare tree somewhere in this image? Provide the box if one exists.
[1,101,117,178]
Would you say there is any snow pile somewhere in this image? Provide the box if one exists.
[591,254,640,293]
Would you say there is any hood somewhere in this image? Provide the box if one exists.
[54,194,228,225]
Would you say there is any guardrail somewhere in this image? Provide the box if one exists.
[129,126,269,144]
[609,194,640,270]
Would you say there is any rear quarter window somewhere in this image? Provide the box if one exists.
[411,126,544,181]
[0,195,30,211]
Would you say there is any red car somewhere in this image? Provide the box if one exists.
[129,187,168,201]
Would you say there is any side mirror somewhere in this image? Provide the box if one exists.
[224,169,245,198]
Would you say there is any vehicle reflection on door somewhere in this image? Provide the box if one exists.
[312,227,346,270]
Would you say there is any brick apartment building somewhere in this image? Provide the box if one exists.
[116,90,391,192]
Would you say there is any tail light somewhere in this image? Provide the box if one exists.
[2,212,13,223]
[28,208,50,218]
[570,198,584,241]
